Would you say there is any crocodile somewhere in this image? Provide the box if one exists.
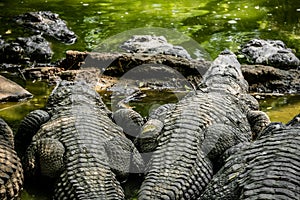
[15,11,77,44]
[240,39,300,69]
[138,50,270,199]
[18,80,144,199]
[0,118,24,200]
[200,114,300,199]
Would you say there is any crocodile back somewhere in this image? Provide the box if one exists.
[25,81,137,199]
[32,108,125,199]
[139,91,252,199]
[201,122,300,199]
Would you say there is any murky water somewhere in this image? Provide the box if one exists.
[0,0,300,199]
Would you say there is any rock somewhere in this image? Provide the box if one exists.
[24,66,62,82]
[120,35,192,59]
[241,64,300,93]
[59,50,300,94]
[0,35,53,63]
[15,11,77,44]
[240,39,300,69]
[0,75,32,102]
[60,50,210,78]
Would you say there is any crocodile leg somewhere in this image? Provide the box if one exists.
[238,93,271,139]
[247,110,271,139]
[135,104,176,163]
[24,138,65,178]
[112,108,145,140]
[201,123,249,171]
[135,103,175,155]
[135,119,164,153]
[104,135,145,180]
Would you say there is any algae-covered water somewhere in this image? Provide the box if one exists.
[0,0,300,199]
[1,0,300,59]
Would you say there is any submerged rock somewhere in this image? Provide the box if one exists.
[0,75,32,102]
[0,35,53,63]
[120,35,192,59]
[240,39,300,69]
[15,11,77,44]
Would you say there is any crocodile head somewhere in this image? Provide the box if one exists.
[200,50,248,95]
[46,80,106,115]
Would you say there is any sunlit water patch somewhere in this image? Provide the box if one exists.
[259,94,300,123]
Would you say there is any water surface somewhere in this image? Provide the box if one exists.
[1,0,300,59]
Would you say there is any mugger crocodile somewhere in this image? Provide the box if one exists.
[138,50,270,199]
[18,80,144,199]
[0,118,24,200]
[200,113,300,199]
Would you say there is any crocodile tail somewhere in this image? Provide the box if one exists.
[54,166,125,200]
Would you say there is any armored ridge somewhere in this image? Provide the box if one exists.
[20,80,144,199]
[138,50,270,199]
[201,115,300,200]
[0,118,24,200]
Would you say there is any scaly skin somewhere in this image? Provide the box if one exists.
[0,118,24,200]
[22,81,144,200]
[138,50,270,199]
[201,115,300,200]
[112,108,145,140]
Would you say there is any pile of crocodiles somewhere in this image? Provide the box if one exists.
[1,50,299,199]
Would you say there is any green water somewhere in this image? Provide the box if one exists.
[0,75,53,131]
[0,0,300,199]
[1,0,300,59]
[259,94,300,123]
